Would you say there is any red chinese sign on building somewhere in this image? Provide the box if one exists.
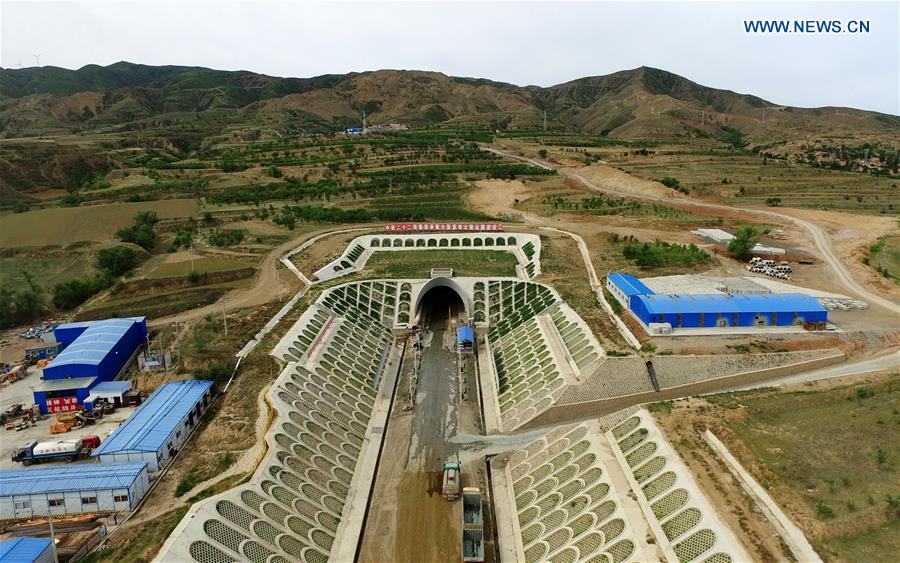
[46,396,79,413]
[384,223,504,233]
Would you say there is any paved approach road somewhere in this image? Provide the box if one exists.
[485,147,899,314]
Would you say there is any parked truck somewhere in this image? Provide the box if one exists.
[11,436,99,466]
[462,487,485,562]
[442,461,461,501]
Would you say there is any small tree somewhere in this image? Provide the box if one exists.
[96,246,139,276]
[727,225,760,260]
[538,149,548,159]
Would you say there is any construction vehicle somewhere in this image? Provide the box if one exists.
[2,404,24,421]
[11,435,98,466]
[442,460,461,500]
[462,487,485,562]
[50,411,82,434]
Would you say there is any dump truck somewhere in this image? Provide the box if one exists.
[11,436,98,465]
[462,487,485,562]
[442,461,461,500]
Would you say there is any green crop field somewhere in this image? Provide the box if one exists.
[0,251,95,289]
[0,199,199,247]
[362,250,519,278]
[145,257,257,279]
[608,152,898,214]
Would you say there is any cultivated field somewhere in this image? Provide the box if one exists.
[0,250,94,288]
[144,257,256,279]
[0,199,199,247]
[608,151,898,215]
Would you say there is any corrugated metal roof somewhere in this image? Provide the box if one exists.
[92,380,213,456]
[34,377,96,392]
[0,462,147,497]
[608,273,655,297]
[47,318,145,369]
[633,293,827,315]
[0,537,52,562]
[457,326,474,343]
[91,381,132,393]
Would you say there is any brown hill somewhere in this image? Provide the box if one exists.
[1,63,897,148]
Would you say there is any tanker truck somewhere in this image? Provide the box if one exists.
[11,436,99,466]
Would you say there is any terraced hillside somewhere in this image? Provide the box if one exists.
[492,413,751,563]
[157,287,395,562]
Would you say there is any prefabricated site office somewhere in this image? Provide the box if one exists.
[91,379,214,473]
[0,462,149,520]
[607,273,827,328]
[0,537,55,563]
[32,317,147,414]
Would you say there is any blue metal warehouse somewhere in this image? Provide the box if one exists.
[607,273,827,330]
[606,273,655,308]
[33,317,147,414]
[0,538,54,563]
[92,380,214,473]
[0,462,150,520]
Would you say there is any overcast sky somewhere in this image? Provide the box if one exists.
[2,1,897,114]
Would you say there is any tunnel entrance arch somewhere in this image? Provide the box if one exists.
[413,277,472,323]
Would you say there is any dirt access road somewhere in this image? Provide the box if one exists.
[147,226,374,328]
[484,146,899,314]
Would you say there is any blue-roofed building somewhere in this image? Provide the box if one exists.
[630,293,827,328]
[0,537,54,563]
[607,272,828,333]
[606,273,655,309]
[83,380,133,411]
[93,380,214,473]
[457,325,474,351]
[33,317,147,414]
[0,462,150,520]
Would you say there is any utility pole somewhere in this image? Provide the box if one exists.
[222,305,228,337]
[45,494,59,563]
[543,108,547,131]
[700,111,705,125]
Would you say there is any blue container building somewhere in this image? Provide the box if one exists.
[33,317,147,414]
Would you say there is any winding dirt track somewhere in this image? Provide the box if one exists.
[484,147,899,314]
[148,225,374,327]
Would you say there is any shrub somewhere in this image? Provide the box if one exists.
[623,240,712,269]
[660,177,680,189]
[727,225,760,260]
[207,229,246,247]
[96,246,139,276]
[815,500,835,518]
[0,273,45,329]
[53,274,112,310]
[116,210,158,250]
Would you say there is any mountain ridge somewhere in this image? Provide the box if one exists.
[1,62,896,144]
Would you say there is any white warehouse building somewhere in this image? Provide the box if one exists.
[0,462,150,520]
[91,379,214,473]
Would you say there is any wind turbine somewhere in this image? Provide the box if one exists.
[32,53,44,67]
